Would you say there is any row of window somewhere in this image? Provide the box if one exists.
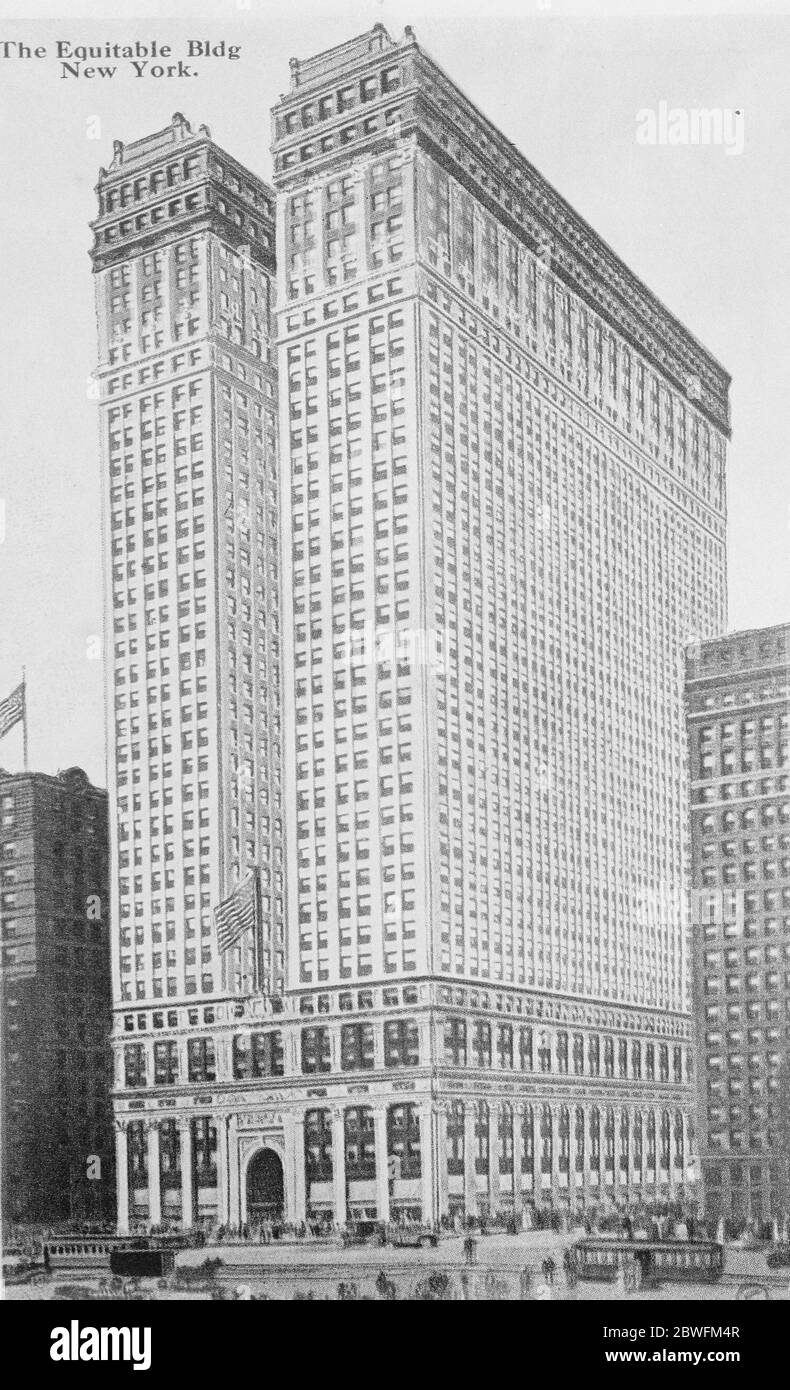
[443,1020,686,1081]
[101,155,273,219]
[123,1022,689,1086]
[126,1099,688,1191]
[278,66,403,140]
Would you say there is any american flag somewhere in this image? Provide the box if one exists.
[214,870,259,953]
[0,682,25,741]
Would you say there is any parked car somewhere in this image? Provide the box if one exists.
[52,1283,104,1300]
[169,1257,224,1291]
[8,1263,50,1286]
[387,1225,439,1249]
[341,1220,385,1247]
[2,1253,49,1286]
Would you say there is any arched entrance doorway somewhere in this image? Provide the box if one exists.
[246,1148,284,1225]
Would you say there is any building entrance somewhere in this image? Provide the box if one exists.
[246,1148,284,1224]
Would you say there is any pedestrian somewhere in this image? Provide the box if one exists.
[519,1265,533,1299]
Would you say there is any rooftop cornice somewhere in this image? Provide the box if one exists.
[0,766,107,795]
[95,113,275,210]
[409,51,730,435]
[285,23,397,92]
[685,622,790,683]
[272,26,731,437]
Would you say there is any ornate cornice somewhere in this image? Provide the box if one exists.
[412,111,729,438]
[272,29,730,437]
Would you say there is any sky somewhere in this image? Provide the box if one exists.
[1,0,788,787]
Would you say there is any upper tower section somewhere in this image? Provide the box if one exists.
[91,111,276,278]
[271,26,417,192]
[271,24,730,438]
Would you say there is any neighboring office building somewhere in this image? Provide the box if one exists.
[0,767,113,1225]
[687,623,790,1230]
[101,26,731,1232]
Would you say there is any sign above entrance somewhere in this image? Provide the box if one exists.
[238,1111,283,1129]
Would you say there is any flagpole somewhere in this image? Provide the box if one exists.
[21,668,28,772]
[253,868,263,994]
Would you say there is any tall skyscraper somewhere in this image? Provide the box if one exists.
[98,28,731,1233]
[0,767,112,1224]
[91,114,285,1231]
[272,25,729,1225]
[686,624,790,1231]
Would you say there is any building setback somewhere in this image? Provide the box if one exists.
[687,624,790,1230]
[0,767,113,1224]
[98,26,731,1231]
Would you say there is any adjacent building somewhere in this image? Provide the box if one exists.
[687,624,790,1230]
[0,767,113,1224]
[99,26,731,1232]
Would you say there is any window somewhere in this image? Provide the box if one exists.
[387,1103,421,1177]
[301,1026,331,1074]
[475,1101,490,1175]
[444,1017,466,1066]
[497,1023,514,1069]
[341,1021,374,1071]
[384,1018,419,1067]
[193,1117,217,1185]
[305,1109,332,1180]
[345,1106,375,1178]
[472,1020,491,1068]
[153,1040,177,1085]
[187,1037,216,1082]
[124,1043,146,1088]
[233,1031,283,1078]
[447,1102,464,1176]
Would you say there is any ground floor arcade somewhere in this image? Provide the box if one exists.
[114,1094,695,1232]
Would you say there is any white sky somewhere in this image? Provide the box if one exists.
[1,0,788,785]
